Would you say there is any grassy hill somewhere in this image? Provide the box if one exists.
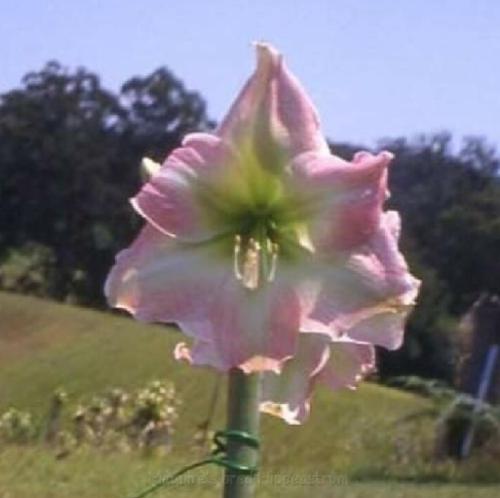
[0,291,498,497]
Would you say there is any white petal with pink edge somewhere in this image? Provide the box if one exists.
[294,211,420,344]
[106,223,300,372]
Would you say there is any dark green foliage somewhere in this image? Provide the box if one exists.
[383,375,500,459]
[384,133,500,312]
[0,62,211,305]
[435,395,500,459]
[385,375,456,401]
[0,242,57,296]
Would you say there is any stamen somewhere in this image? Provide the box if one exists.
[233,235,243,280]
[241,238,261,290]
[233,234,279,289]
[295,223,315,253]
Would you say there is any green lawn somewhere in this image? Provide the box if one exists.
[0,448,498,498]
[0,449,499,498]
[0,291,498,497]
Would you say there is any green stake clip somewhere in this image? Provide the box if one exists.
[211,429,260,476]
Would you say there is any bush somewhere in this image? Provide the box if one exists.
[0,242,56,296]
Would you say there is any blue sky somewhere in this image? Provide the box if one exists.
[1,0,499,149]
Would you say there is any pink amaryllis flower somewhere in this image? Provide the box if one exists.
[105,43,420,424]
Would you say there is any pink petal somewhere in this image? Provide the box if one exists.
[174,340,228,371]
[206,279,300,372]
[297,211,420,346]
[344,310,410,350]
[217,43,329,160]
[318,343,375,390]
[131,133,234,242]
[105,224,222,342]
[260,334,330,424]
[290,149,393,252]
[260,336,375,425]
[174,339,291,375]
[340,212,420,349]
[105,223,300,372]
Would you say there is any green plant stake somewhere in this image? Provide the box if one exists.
[223,369,261,498]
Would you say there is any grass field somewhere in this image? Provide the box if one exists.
[1,447,498,498]
[0,291,499,497]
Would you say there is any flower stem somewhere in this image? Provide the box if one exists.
[223,368,261,498]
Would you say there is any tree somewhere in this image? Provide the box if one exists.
[0,62,211,305]
[120,67,212,161]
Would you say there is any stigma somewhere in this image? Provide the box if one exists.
[233,235,279,290]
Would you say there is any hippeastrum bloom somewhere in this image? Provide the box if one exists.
[106,43,420,424]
